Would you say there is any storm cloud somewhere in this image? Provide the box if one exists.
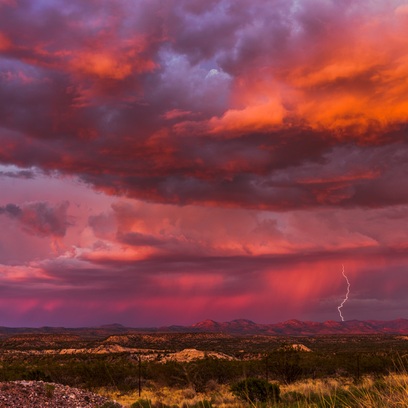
[1,0,408,209]
[0,0,408,326]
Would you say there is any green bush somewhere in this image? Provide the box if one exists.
[131,399,152,408]
[231,377,280,404]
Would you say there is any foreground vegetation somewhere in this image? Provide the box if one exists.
[1,332,408,406]
[102,373,408,407]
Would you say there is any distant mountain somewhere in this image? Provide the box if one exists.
[1,319,408,336]
[191,318,260,333]
[181,318,408,335]
[98,323,126,330]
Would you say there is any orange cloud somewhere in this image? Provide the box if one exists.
[72,52,133,80]
[71,49,156,80]
[205,6,408,139]
[209,97,286,134]
[69,33,157,81]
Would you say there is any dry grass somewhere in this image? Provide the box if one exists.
[280,373,408,407]
[99,373,408,407]
[99,383,241,407]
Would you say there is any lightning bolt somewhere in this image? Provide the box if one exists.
[337,264,350,322]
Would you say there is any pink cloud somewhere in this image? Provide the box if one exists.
[0,249,406,326]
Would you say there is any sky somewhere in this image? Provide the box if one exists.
[1,0,408,327]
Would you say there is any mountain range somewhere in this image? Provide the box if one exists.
[182,318,408,335]
[1,319,408,336]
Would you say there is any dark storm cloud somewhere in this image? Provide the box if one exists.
[0,203,23,217]
[0,201,71,237]
[0,169,34,179]
[1,0,408,210]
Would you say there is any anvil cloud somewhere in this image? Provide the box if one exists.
[0,0,408,326]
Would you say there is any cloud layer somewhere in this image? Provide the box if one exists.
[0,0,407,326]
[1,0,408,209]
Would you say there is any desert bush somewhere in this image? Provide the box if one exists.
[99,402,122,408]
[23,368,52,382]
[130,399,152,408]
[269,350,303,384]
[231,377,280,404]
[144,361,189,388]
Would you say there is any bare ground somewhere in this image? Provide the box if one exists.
[0,381,123,408]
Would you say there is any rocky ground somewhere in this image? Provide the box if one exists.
[0,381,123,407]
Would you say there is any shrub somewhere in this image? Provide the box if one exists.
[99,402,122,408]
[23,368,52,382]
[270,349,303,384]
[131,399,152,408]
[231,377,280,404]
